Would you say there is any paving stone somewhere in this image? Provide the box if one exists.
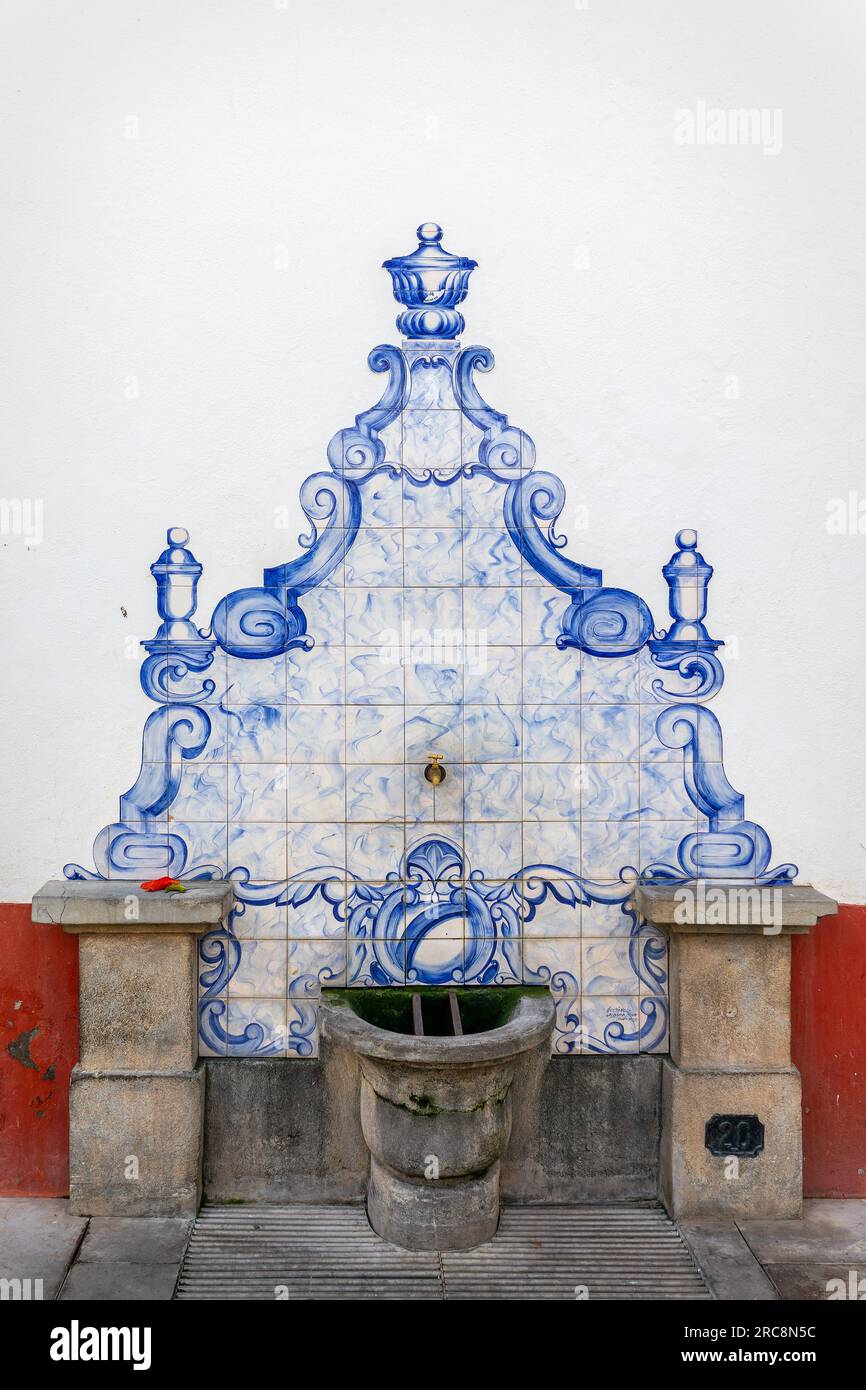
[763,1263,866,1301]
[59,1261,179,1301]
[0,1198,87,1300]
[77,1217,191,1265]
[679,1219,779,1301]
[739,1199,866,1264]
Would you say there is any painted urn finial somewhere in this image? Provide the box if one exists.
[659,529,719,648]
[149,526,203,642]
[382,223,477,339]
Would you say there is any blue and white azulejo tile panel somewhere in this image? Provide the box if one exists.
[65,224,797,1059]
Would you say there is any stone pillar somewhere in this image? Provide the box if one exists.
[32,880,233,1217]
[636,881,837,1221]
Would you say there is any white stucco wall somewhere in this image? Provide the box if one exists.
[1,0,864,903]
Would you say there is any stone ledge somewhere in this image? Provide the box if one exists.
[634,881,837,933]
[32,879,234,929]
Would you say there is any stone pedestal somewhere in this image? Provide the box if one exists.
[33,880,233,1217]
[636,881,837,1221]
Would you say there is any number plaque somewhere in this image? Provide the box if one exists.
[705,1114,764,1158]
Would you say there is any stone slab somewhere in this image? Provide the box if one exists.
[660,1060,802,1220]
[738,1198,866,1263]
[59,1261,179,1301]
[77,931,199,1072]
[33,879,233,928]
[0,1197,87,1300]
[679,1219,779,1300]
[203,1050,662,1204]
[504,1051,662,1203]
[77,1216,192,1265]
[668,933,792,1069]
[761,1263,866,1300]
[203,1048,369,1203]
[69,1066,205,1216]
[635,881,837,932]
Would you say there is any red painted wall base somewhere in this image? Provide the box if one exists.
[792,902,866,1198]
[1,900,863,1197]
[0,904,78,1196]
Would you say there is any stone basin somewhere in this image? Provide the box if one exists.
[320,987,555,1251]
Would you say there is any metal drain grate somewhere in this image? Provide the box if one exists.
[176,1204,710,1300]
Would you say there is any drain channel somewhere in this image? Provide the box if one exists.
[177,1204,710,1301]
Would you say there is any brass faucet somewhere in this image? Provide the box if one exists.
[424,753,446,786]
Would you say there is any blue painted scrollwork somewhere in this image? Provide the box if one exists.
[327,344,409,479]
[454,345,536,476]
[642,703,797,884]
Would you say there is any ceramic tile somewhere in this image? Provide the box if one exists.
[463,645,519,703]
[402,409,462,476]
[297,585,346,645]
[460,471,508,526]
[225,999,288,1056]
[523,937,581,995]
[358,471,403,526]
[231,901,288,940]
[463,763,521,820]
[286,1000,320,1058]
[347,823,406,880]
[286,646,345,704]
[169,763,228,822]
[521,586,570,646]
[346,648,405,704]
[581,762,640,819]
[521,704,581,760]
[580,996,641,1053]
[346,765,405,822]
[522,762,581,821]
[285,704,345,763]
[403,527,464,585]
[344,587,404,645]
[581,704,640,761]
[521,892,583,938]
[522,820,581,875]
[581,820,640,878]
[523,646,581,703]
[285,885,346,939]
[405,652,464,705]
[462,527,523,586]
[402,476,463,527]
[290,763,346,821]
[345,704,404,763]
[225,655,286,705]
[404,704,462,761]
[344,528,403,586]
[581,653,639,703]
[228,939,288,996]
[228,823,286,880]
[463,704,521,761]
[582,936,639,995]
[227,764,287,822]
[461,586,521,646]
[640,761,701,819]
[226,704,287,763]
[287,822,346,878]
[287,936,348,993]
[402,586,463,633]
[463,820,522,878]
